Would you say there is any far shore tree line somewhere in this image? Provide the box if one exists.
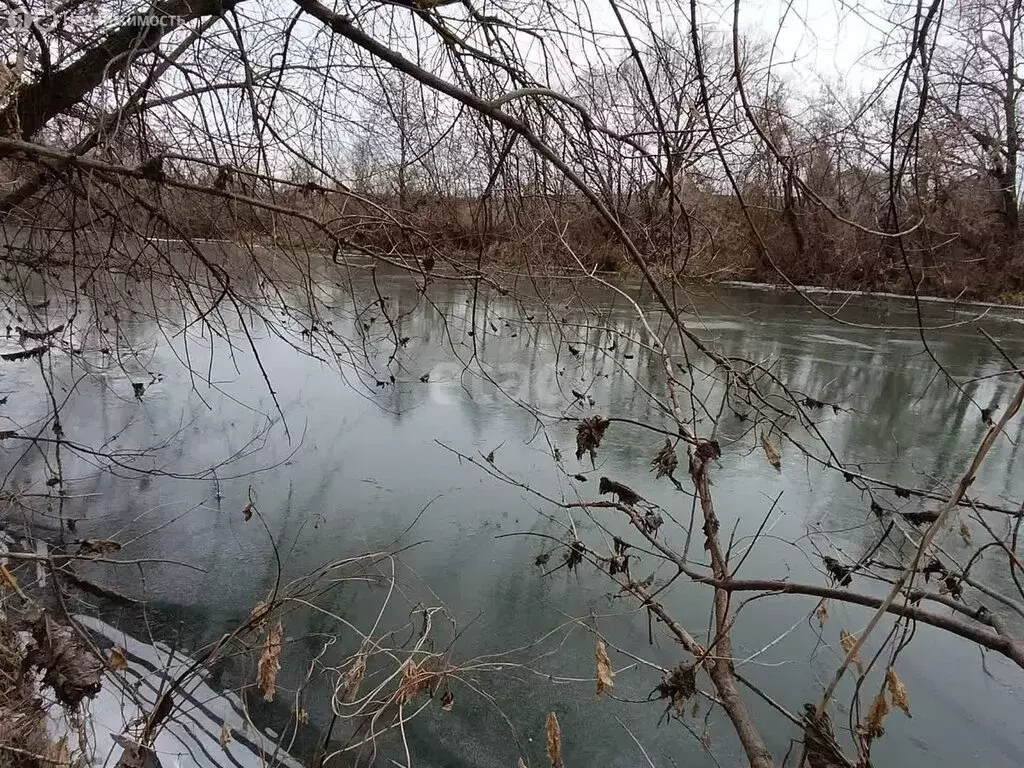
[1,0,1023,300]
[316,2,1024,301]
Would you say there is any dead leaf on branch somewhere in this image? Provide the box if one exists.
[863,692,889,740]
[822,556,853,587]
[815,599,829,626]
[576,415,610,466]
[441,690,455,711]
[0,563,19,590]
[249,600,269,632]
[546,711,563,768]
[959,522,972,544]
[760,431,781,470]
[257,621,283,702]
[109,645,129,671]
[48,738,70,768]
[27,613,104,707]
[901,510,938,526]
[886,667,911,717]
[803,704,844,766]
[342,654,366,702]
[598,476,640,505]
[940,574,964,600]
[839,629,862,673]
[397,658,440,704]
[695,438,721,463]
[242,502,254,521]
[650,438,678,480]
[656,663,696,714]
[595,639,614,697]
[77,539,122,556]
[564,539,586,572]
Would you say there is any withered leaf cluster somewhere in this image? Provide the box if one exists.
[901,510,938,526]
[257,621,283,702]
[546,711,563,768]
[760,431,781,470]
[642,509,664,536]
[565,539,586,571]
[608,536,630,577]
[694,438,721,463]
[650,438,678,479]
[341,654,366,702]
[598,475,640,505]
[27,614,104,708]
[802,704,845,768]
[595,639,614,697]
[76,539,122,556]
[656,663,696,715]
[822,556,853,587]
[576,416,610,466]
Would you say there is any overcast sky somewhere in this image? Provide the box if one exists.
[592,0,897,93]
[741,0,894,89]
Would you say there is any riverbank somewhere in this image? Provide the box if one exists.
[5,214,1023,307]
[722,279,1024,313]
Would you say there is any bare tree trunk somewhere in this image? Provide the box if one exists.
[1002,0,1021,235]
[0,0,239,148]
[691,461,774,768]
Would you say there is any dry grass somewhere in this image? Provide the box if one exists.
[0,617,53,768]
[4,165,1022,299]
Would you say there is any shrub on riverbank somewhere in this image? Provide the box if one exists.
[12,175,1017,301]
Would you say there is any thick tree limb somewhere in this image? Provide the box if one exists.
[0,0,240,147]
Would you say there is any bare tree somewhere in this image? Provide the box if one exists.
[931,0,1024,237]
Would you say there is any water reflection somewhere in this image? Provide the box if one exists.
[2,275,1024,767]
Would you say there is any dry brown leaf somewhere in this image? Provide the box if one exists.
[219,723,232,749]
[77,539,122,556]
[48,737,70,768]
[28,614,103,707]
[257,621,283,702]
[815,599,829,626]
[959,522,972,544]
[0,564,19,590]
[839,628,862,670]
[760,431,781,470]
[397,658,437,704]
[546,711,563,768]
[656,664,696,713]
[342,654,366,702]
[886,667,911,717]
[398,659,420,704]
[595,639,614,697]
[249,600,269,632]
[109,645,128,671]
[576,415,610,466]
[864,692,889,739]
[650,438,678,479]
[242,502,254,521]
